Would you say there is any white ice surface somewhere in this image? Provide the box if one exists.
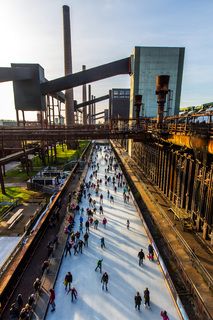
[0,236,21,268]
[46,147,181,320]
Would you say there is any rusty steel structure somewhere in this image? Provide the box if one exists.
[155,75,170,125]
[113,113,213,241]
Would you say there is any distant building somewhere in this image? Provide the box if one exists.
[110,88,130,119]
[0,119,17,126]
[129,46,185,118]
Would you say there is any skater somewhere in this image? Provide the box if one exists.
[68,286,78,302]
[64,240,72,257]
[100,194,103,204]
[138,249,145,266]
[79,222,83,234]
[78,239,84,254]
[101,272,109,291]
[144,288,150,308]
[99,205,103,214]
[102,217,107,228]
[28,293,35,307]
[148,244,154,261]
[47,241,54,258]
[135,291,142,311]
[107,190,110,198]
[95,259,103,273]
[127,219,130,229]
[33,278,41,296]
[64,272,73,291]
[85,220,90,232]
[94,219,99,230]
[73,243,78,255]
[89,215,95,225]
[49,288,56,312]
[84,232,89,247]
[110,195,114,203]
[161,310,170,320]
[41,259,50,275]
[101,237,106,249]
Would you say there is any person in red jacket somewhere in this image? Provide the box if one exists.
[160,310,170,320]
[102,217,107,228]
[49,288,55,312]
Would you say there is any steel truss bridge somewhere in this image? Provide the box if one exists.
[0,113,212,142]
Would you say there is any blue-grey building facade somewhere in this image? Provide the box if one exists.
[129,46,185,118]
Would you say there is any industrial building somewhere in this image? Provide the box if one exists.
[129,46,185,118]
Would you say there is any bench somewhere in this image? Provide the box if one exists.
[7,209,24,229]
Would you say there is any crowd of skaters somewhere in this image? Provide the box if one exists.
[9,144,171,319]
[48,144,170,318]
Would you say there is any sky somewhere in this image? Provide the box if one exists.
[0,0,213,120]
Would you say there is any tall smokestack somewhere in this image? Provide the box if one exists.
[63,5,74,126]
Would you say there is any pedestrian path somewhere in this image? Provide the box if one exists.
[45,145,181,320]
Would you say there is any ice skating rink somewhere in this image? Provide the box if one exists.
[46,146,181,320]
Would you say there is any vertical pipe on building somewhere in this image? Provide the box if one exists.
[185,156,193,212]
[90,95,93,125]
[82,65,87,125]
[63,5,74,127]
[92,97,94,124]
[88,85,91,125]
[176,154,182,206]
[165,151,172,197]
[52,97,55,128]
[93,96,96,125]
[16,109,20,127]
[169,151,175,201]
[163,150,168,193]
[109,90,112,124]
[160,148,165,191]
[93,98,96,125]
[205,164,213,238]
[0,166,6,195]
[22,110,25,127]
[180,154,188,209]
[191,160,200,229]
[172,153,178,205]
[47,95,51,127]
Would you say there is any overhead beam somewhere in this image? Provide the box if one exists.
[76,94,109,109]
[41,57,130,94]
[0,67,33,83]
[91,111,105,117]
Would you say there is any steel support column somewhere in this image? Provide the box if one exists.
[0,165,6,194]
[185,156,194,213]
[82,65,87,125]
